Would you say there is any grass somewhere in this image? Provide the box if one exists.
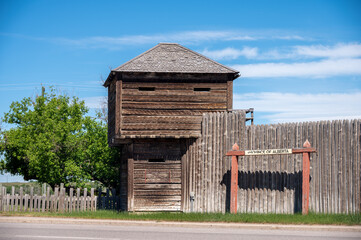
[1,211,360,226]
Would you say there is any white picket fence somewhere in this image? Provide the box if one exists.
[0,184,97,212]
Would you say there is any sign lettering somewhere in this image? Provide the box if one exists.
[244,148,292,156]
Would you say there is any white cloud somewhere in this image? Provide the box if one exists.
[234,92,361,123]
[202,43,361,61]
[225,36,258,41]
[51,31,254,49]
[295,43,361,59]
[201,47,258,60]
[258,43,361,60]
[272,35,306,40]
[30,30,308,49]
[233,58,361,78]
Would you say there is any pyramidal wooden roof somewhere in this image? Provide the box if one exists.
[112,43,239,74]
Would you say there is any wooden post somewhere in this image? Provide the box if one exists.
[229,143,239,213]
[302,140,311,215]
[19,187,23,212]
[97,187,102,210]
[46,187,50,212]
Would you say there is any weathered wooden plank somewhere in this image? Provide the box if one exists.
[331,120,336,213]
[122,89,227,96]
[122,82,228,90]
[127,143,134,212]
[134,164,181,170]
[134,189,182,196]
[122,102,227,110]
[24,194,28,212]
[287,123,293,214]
[19,187,23,212]
[120,130,201,136]
[134,178,182,184]
[215,112,220,212]
[134,171,181,178]
[135,196,181,202]
[226,81,233,110]
[115,79,122,135]
[281,123,287,214]
[220,112,226,213]
[122,94,227,103]
[122,123,201,130]
[341,120,347,213]
[186,139,191,212]
[326,120,331,213]
[289,123,295,213]
[76,188,80,212]
[345,121,353,214]
[210,113,215,212]
[122,109,207,116]
[201,113,208,212]
[123,116,203,124]
[134,184,181,190]
[310,122,316,212]
[197,137,202,212]
[351,120,357,213]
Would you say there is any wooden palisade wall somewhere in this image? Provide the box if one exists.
[182,115,360,214]
[182,111,246,213]
[243,120,361,214]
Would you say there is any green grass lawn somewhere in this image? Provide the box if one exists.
[1,211,360,225]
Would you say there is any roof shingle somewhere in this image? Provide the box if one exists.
[112,43,238,74]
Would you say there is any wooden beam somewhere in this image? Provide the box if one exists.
[292,148,316,154]
[115,76,122,135]
[226,143,240,214]
[226,150,245,156]
[127,143,134,212]
[227,80,233,111]
[302,140,311,215]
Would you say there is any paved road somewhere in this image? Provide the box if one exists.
[0,221,360,240]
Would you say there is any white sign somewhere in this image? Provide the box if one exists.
[245,148,292,156]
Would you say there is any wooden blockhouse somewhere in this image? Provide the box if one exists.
[104,43,240,211]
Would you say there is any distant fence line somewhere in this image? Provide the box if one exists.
[0,184,120,212]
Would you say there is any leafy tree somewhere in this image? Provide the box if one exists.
[0,87,119,189]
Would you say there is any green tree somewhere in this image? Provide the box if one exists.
[0,87,119,189]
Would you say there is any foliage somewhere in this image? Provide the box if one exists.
[0,87,119,189]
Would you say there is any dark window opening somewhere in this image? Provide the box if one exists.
[194,88,210,92]
[148,158,165,162]
[139,87,155,91]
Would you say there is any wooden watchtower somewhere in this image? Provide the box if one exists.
[104,43,239,211]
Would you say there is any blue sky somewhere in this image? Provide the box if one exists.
[0,0,360,181]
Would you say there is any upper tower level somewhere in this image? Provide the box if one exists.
[104,43,240,145]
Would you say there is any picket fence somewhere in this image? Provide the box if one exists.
[0,184,120,212]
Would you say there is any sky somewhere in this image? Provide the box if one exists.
[0,0,360,181]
